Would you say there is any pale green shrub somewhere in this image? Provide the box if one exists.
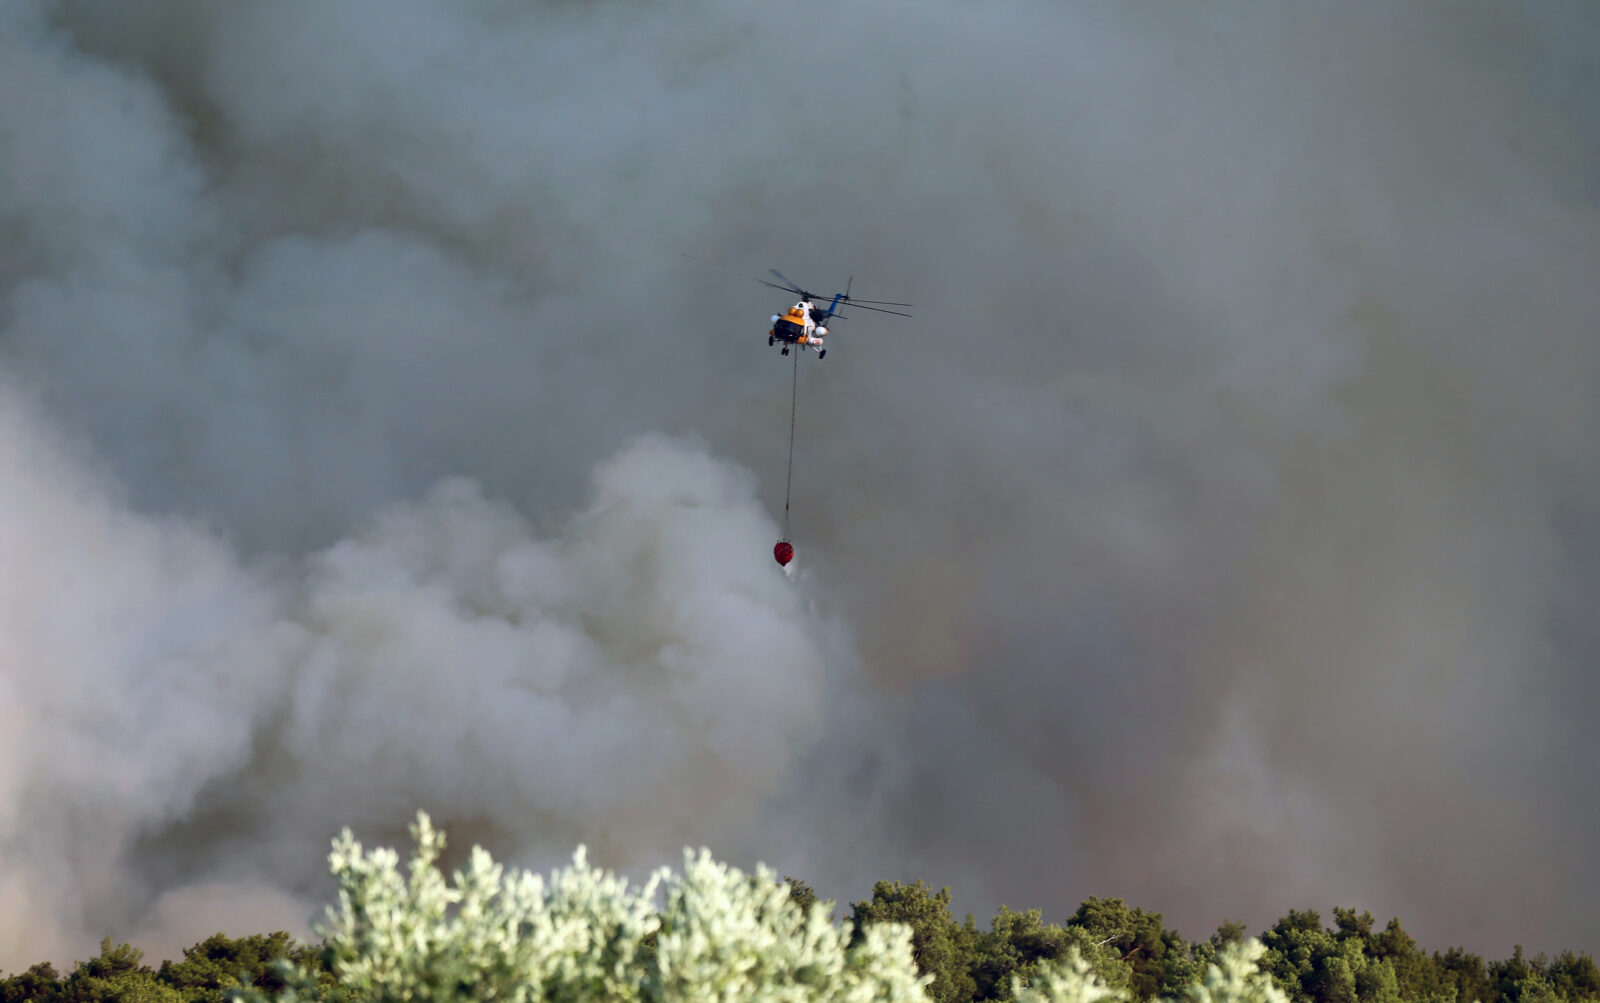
[1010,948,1123,1003]
[1183,941,1291,1003]
[1012,938,1287,1003]
[239,812,1290,1003]
[238,813,930,1003]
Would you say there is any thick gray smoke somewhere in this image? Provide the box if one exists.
[2,0,1598,969]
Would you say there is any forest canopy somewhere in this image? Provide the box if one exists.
[2,816,1594,1003]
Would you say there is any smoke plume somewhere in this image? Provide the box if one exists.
[1,0,1597,967]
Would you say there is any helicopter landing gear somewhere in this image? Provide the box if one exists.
[818,349,826,359]
[768,335,775,346]
[781,346,789,355]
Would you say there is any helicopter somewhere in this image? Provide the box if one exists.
[683,254,912,358]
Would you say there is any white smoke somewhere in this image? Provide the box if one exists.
[0,375,825,962]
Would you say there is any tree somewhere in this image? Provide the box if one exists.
[1011,939,1287,1003]
[1065,898,1194,1000]
[1259,910,1406,1003]
[157,932,319,1001]
[1334,913,1376,943]
[968,907,1077,1001]
[56,940,181,1003]
[1544,951,1600,1002]
[786,877,835,928]
[1012,947,1125,1003]
[5,814,1595,1003]
[850,881,977,1003]
[1433,947,1495,1003]
[1185,941,1293,1003]
[0,962,62,1003]
[1491,948,1538,1003]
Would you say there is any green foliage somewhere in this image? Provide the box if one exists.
[1184,941,1292,1003]
[1543,952,1600,1003]
[1260,911,1414,1003]
[1486,947,1600,1003]
[786,879,835,929]
[4,822,1597,1003]
[1065,899,1195,1000]
[1254,910,1600,1003]
[849,881,976,1003]
[965,908,1077,1002]
[1433,947,1494,1003]
[1011,948,1123,1003]
[1010,940,1286,1003]
[959,906,1151,1002]
[156,933,320,1001]
[0,962,62,1003]
[0,934,311,1003]
[234,812,930,1003]
[42,939,181,1003]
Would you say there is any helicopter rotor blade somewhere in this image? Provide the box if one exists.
[686,254,907,312]
[681,254,799,294]
[768,268,809,293]
[842,302,913,318]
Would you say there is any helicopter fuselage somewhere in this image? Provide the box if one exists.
[768,304,830,356]
[770,309,811,345]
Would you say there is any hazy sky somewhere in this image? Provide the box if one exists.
[2,0,1598,970]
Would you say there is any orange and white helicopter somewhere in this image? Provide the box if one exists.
[684,255,912,359]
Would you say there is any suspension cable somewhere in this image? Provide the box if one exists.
[783,348,798,539]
